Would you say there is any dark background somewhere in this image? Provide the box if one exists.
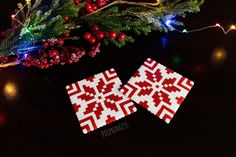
[0,0,236,156]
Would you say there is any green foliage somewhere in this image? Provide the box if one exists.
[0,0,85,56]
[82,0,204,47]
[21,0,85,40]
[0,0,204,57]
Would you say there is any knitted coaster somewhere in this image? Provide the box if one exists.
[66,69,137,134]
[120,58,194,123]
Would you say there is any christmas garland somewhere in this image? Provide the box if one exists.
[0,0,204,69]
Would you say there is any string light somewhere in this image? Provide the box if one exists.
[169,22,236,35]
[11,14,16,19]
[9,3,34,39]
[165,20,172,27]
[4,5,26,43]
[230,25,236,30]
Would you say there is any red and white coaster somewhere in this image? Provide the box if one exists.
[66,69,137,134]
[120,58,194,124]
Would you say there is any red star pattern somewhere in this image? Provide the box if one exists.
[120,58,194,123]
[66,69,137,134]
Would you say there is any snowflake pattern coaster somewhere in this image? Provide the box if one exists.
[66,69,137,134]
[120,58,194,124]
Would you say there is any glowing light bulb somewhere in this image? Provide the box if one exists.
[24,54,28,58]
[165,20,171,26]
[230,25,236,30]
[215,23,221,27]
[182,29,187,33]
[11,14,16,18]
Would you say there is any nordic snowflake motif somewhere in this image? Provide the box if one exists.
[66,69,137,134]
[120,58,194,124]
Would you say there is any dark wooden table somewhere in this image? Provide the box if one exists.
[0,0,236,156]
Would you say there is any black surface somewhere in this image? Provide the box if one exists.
[0,0,236,157]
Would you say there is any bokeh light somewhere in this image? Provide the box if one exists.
[161,36,168,48]
[4,82,17,99]
[0,113,6,127]
[212,48,227,64]
[171,55,182,66]
[191,64,205,74]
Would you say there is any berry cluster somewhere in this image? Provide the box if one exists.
[84,0,109,13]
[89,42,101,57]
[42,38,65,47]
[23,47,86,69]
[0,0,127,69]
[0,55,18,67]
[83,24,126,57]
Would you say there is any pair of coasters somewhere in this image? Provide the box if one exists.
[66,58,194,134]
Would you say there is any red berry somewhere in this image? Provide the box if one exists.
[36,59,41,65]
[55,59,60,64]
[23,62,30,67]
[84,32,91,40]
[89,36,96,44]
[104,32,109,38]
[109,31,117,39]
[65,27,72,31]
[50,50,58,57]
[62,32,70,37]
[92,4,97,10]
[118,33,125,40]
[86,5,93,13]
[45,64,49,69]
[64,17,70,22]
[97,31,104,39]
[68,60,73,64]
[42,42,49,47]
[89,51,96,57]
[49,40,56,46]
[73,0,80,5]
[58,38,64,46]
[92,24,99,32]
[42,59,48,64]
[86,0,91,3]
[81,51,86,56]
[0,31,6,37]
[97,0,106,7]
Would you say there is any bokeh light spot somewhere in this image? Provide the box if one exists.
[4,82,17,99]
[171,55,182,66]
[212,48,227,64]
[0,113,6,126]
[161,36,168,48]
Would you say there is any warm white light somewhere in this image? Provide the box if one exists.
[212,48,227,63]
[4,82,17,99]
[11,14,16,18]
[215,23,221,27]
[230,25,236,30]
